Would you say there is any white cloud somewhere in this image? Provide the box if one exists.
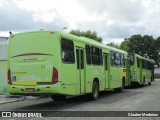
[32,11,57,23]
[0,3,2,8]
[0,0,5,8]
[106,20,115,26]
[0,0,160,44]
[103,38,124,45]
[13,0,101,26]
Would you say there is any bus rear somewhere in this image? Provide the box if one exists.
[8,31,62,95]
[129,53,139,84]
[129,53,153,86]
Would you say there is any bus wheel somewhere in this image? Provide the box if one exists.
[115,80,124,92]
[148,82,151,85]
[141,83,144,87]
[141,77,145,87]
[122,78,125,89]
[51,95,66,102]
[89,81,99,100]
[148,77,152,85]
[148,77,153,85]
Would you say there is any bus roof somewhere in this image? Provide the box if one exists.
[58,31,128,55]
[134,53,153,62]
[9,30,128,55]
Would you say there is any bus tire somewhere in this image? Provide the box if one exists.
[51,95,66,102]
[148,82,151,85]
[141,83,144,87]
[122,78,125,89]
[148,77,152,85]
[89,81,99,100]
[115,79,125,92]
[141,77,145,87]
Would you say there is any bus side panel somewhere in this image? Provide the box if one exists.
[85,66,105,93]
[61,64,77,95]
[130,55,141,84]
[143,69,151,84]
[60,38,77,96]
[50,33,63,94]
[85,66,94,93]
[126,57,131,86]
[97,67,105,91]
[136,67,141,84]
[109,67,122,89]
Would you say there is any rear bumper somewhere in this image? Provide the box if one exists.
[8,82,62,95]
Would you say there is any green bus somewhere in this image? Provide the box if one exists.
[129,53,154,86]
[8,30,129,100]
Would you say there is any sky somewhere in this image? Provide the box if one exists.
[0,0,160,44]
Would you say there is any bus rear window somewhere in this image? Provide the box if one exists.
[129,54,134,65]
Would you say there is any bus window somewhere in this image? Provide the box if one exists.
[100,48,103,65]
[110,52,124,68]
[148,61,153,70]
[76,49,80,69]
[76,49,84,69]
[110,51,115,67]
[115,52,120,67]
[137,58,140,68]
[120,54,125,68]
[129,54,134,65]
[85,45,91,65]
[91,46,101,65]
[81,49,84,69]
[148,62,152,70]
[104,55,108,70]
[142,60,147,69]
[61,38,75,64]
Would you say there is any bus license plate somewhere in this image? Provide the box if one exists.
[26,88,35,92]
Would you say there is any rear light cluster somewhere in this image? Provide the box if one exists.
[51,67,58,84]
[8,67,58,85]
[8,69,12,85]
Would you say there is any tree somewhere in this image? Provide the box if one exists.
[153,37,160,66]
[121,34,159,64]
[122,35,155,57]
[106,42,119,49]
[128,34,143,54]
[69,29,102,42]
[142,35,154,57]
[120,38,129,52]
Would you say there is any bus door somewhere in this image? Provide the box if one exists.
[140,59,143,83]
[76,47,85,94]
[126,57,131,86]
[137,57,142,83]
[103,53,109,89]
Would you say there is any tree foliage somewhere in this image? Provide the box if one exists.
[69,29,160,64]
[119,38,129,52]
[69,29,102,42]
[120,34,159,64]
[153,37,160,65]
[106,42,120,49]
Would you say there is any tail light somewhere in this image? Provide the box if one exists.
[8,69,12,85]
[51,67,58,84]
